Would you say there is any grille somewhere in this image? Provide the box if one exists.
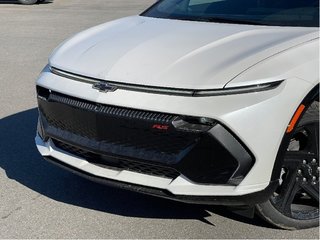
[38,88,198,157]
[48,92,176,123]
[53,139,180,179]
[53,140,95,159]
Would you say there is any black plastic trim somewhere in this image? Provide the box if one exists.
[209,125,254,185]
[44,155,278,206]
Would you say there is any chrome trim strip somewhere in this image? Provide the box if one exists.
[50,67,283,97]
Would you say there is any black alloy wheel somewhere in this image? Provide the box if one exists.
[256,101,319,230]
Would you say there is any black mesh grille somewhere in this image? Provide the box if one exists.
[53,140,95,159]
[53,139,180,179]
[38,88,198,157]
[48,93,176,123]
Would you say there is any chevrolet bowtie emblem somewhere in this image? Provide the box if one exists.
[92,81,118,93]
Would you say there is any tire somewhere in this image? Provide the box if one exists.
[18,0,38,4]
[256,101,319,230]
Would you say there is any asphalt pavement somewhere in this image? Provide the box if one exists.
[0,0,319,238]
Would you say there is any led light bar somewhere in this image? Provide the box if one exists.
[50,66,283,97]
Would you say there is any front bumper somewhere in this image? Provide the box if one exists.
[37,86,254,186]
[36,134,277,205]
[36,85,263,199]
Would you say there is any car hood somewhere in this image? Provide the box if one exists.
[50,16,318,90]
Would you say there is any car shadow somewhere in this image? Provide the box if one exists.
[0,108,272,228]
[0,0,53,4]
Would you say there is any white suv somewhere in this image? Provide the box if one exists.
[35,0,319,230]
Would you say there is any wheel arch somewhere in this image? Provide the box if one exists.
[270,83,319,183]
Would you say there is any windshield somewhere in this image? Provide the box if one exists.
[142,0,319,27]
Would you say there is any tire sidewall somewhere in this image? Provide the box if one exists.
[18,0,38,4]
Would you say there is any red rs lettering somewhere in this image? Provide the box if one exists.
[152,124,169,130]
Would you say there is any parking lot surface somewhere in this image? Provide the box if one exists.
[0,0,319,238]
